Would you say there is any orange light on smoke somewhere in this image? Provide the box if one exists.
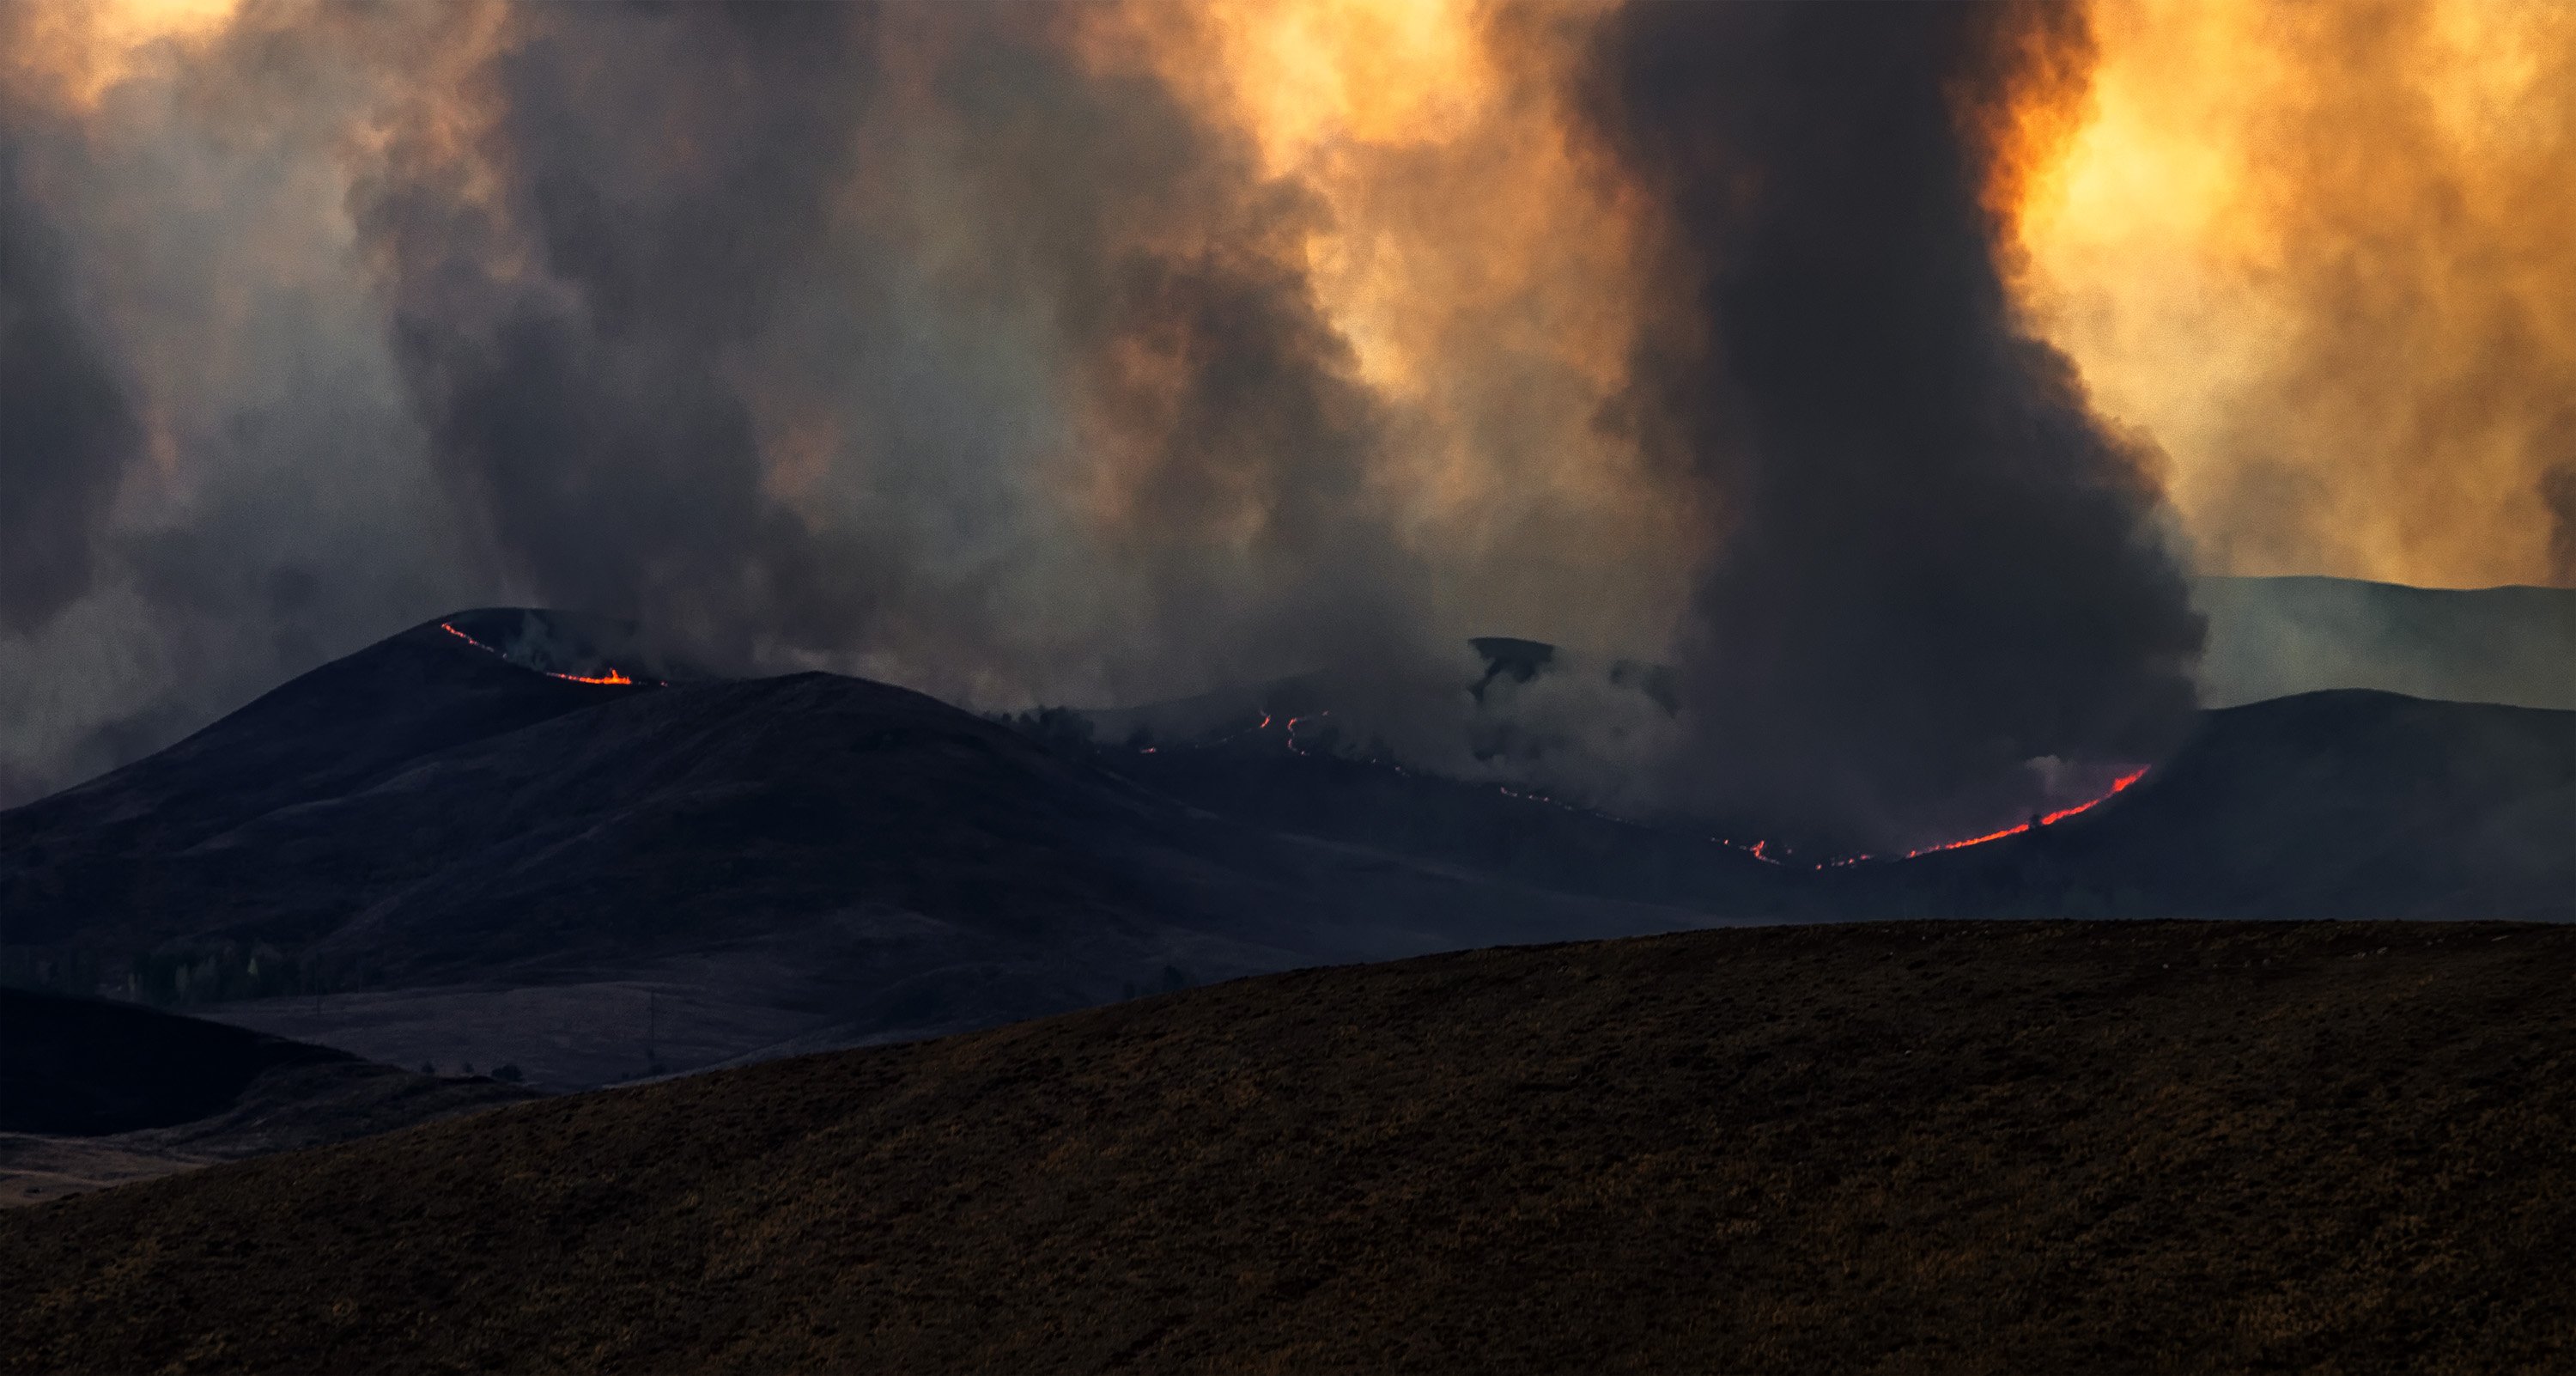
[2005,0,2576,588]
[3,0,244,108]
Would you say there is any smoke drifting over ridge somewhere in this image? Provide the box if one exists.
[1585,1,2202,843]
[0,0,2558,842]
[356,3,893,670]
[349,1,1447,695]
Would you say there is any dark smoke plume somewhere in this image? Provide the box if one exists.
[2546,459,2576,587]
[349,1,1425,696]
[0,0,1448,804]
[354,3,890,670]
[1588,1,2203,847]
[0,121,139,635]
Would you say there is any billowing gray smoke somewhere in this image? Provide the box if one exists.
[356,4,889,669]
[351,1,1425,688]
[0,121,138,636]
[1585,1,2204,848]
[1,0,2208,838]
[0,0,1449,805]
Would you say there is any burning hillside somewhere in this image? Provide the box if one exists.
[440,622,634,685]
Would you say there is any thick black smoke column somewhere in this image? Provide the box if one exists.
[1589,1,2203,847]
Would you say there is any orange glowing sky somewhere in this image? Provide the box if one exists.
[3,0,243,108]
[2010,0,2576,588]
[12,0,2571,611]
[1069,0,1690,648]
[1082,0,2576,594]
[1121,0,2576,594]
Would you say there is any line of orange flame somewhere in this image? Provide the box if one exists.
[438,621,641,686]
[1226,709,2150,868]
[1899,768,2152,859]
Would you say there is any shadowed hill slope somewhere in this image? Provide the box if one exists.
[5,920,2573,1374]
[0,615,1755,1086]
[1104,689,2576,921]
[1,990,531,1209]
[0,615,1755,991]
[0,614,648,955]
[1838,690,2576,920]
[3,989,360,1135]
[5,610,2568,1092]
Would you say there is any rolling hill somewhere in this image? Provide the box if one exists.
[2195,575,2576,710]
[0,614,1763,1087]
[1831,689,2576,921]
[4,920,2571,1373]
[4,599,2568,1092]
[1103,687,2574,922]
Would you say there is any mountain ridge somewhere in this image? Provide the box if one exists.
[5,608,2568,1093]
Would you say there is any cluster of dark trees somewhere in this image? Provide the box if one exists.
[0,941,353,1007]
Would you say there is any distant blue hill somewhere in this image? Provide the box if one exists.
[2196,576,2576,710]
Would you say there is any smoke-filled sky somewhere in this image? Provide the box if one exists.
[2,0,2568,843]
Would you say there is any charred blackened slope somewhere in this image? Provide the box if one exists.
[0,616,647,952]
[1586,2,2202,849]
[1834,691,2576,920]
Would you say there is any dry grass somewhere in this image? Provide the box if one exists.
[5,919,2573,1373]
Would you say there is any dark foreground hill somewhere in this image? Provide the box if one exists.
[7,920,2573,1374]
[0,991,529,1208]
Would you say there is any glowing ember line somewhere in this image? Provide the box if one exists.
[438,621,647,687]
[1282,710,1330,754]
[1901,768,2150,858]
[1707,766,2152,869]
[1135,706,2143,872]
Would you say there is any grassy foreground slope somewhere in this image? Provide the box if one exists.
[6,921,2574,1374]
